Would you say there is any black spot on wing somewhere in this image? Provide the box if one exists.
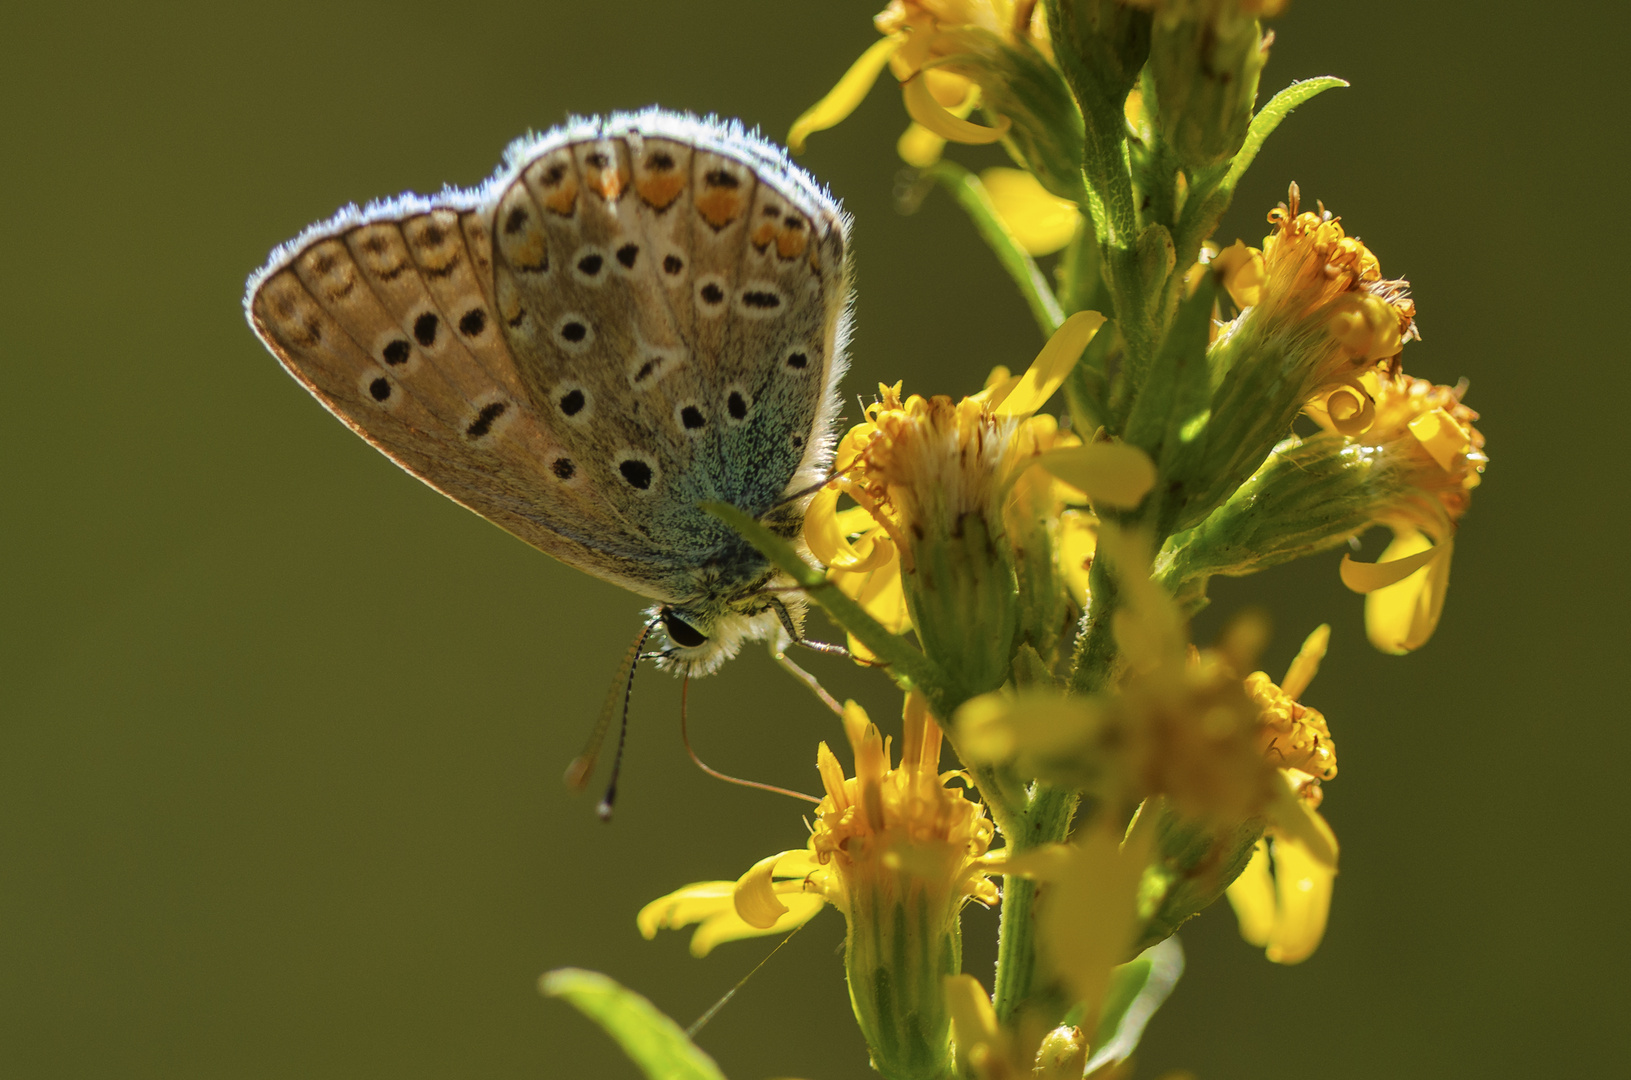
[413,312,439,347]
[466,401,507,438]
[619,459,653,490]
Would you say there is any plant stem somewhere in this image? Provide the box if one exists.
[992,783,1078,1022]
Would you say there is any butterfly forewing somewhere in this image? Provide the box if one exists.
[246,111,850,608]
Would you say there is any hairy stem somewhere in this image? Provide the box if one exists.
[992,783,1079,1022]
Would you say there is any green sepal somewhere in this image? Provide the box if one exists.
[901,512,1020,709]
[1084,937,1185,1073]
[931,29,1088,206]
[1158,431,1399,590]
[1011,642,1058,691]
[1132,802,1264,952]
[699,502,951,715]
[540,968,727,1080]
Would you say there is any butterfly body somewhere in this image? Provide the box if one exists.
[246,111,851,674]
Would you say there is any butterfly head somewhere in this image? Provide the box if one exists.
[649,590,805,677]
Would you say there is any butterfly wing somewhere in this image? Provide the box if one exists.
[245,112,849,604]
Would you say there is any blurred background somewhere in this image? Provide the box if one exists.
[2,2,1625,1076]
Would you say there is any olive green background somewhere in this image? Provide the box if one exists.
[2,2,1623,1077]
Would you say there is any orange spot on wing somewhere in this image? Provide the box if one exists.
[776,228,809,259]
[637,172,685,210]
[545,177,578,215]
[751,221,777,249]
[589,165,629,201]
[510,235,547,267]
[695,189,742,229]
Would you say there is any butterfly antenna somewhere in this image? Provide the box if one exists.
[685,921,809,1039]
[680,678,821,805]
[565,616,658,822]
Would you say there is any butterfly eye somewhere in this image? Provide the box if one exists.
[661,609,708,649]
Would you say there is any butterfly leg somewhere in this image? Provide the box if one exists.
[766,596,851,660]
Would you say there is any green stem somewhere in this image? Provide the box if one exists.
[992,783,1079,1022]
[926,161,1064,336]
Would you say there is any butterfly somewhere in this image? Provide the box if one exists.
[244,110,852,678]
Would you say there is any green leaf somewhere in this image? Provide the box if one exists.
[1220,77,1349,195]
[540,968,727,1080]
[925,160,1066,337]
[699,502,952,715]
[1084,938,1184,1074]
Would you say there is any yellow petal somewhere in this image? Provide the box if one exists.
[980,167,1081,255]
[897,121,948,167]
[944,973,1001,1064]
[1212,240,1265,308]
[1409,407,1472,471]
[1265,833,1335,964]
[735,851,804,929]
[1327,293,1402,361]
[1057,509,1098,604]
[1366,534,1453,655]
[788,36,902,153]
[803,485,851,566]
[1036,820,1153,1027]
[1225,839,1276,948]
[901,72,1011,145]
[992,310,1107,416]
[1033,443,1156,510]
[1338,532,1443,593]
[638,881,735,941]
[1264,773,1339,870]
[1280,623,1330,700]
[954,691,1105,765]
[690,893,827,957]
[998,841,1074,883]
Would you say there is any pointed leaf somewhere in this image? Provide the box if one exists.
[540,968,727,1080]
[1221,78,1349,195]
[1084,938,1185,1074]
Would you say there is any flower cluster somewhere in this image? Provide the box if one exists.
[562,6,1494,1078]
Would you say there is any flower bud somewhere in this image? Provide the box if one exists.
[1147,1,1276,168]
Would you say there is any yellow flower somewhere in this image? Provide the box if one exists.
[1323,372,1489,653]
[640,695,999,1079]
[1213,184,1419,438]
[805,311,1156,678]
[1245,624,1337,781]
[789,0,1041,160]
[1227,624,1342,963]
[958,529,1336,863]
